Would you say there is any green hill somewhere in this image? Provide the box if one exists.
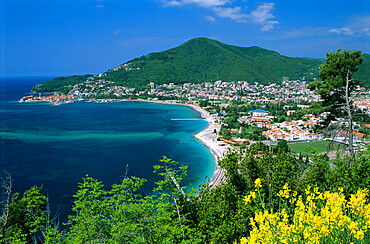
[104,38,322,87]
[353,53,370,87]
[34,38,370,92]
[32,74,92,93]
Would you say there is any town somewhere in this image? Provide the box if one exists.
[20,75,370,153]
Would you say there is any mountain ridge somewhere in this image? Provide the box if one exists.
[34,38,370,92]
[103,37,322,87]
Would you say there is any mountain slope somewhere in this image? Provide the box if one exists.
[353,53,370,86]
[35,38,370,91]
[104,38,323,87]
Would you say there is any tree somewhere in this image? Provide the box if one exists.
[44,157,204,243]
[0,185,48,243]
[308,49,363,161]
[198,100,209,108]
[277,139,289,153]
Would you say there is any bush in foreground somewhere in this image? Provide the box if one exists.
[241,179,370,244]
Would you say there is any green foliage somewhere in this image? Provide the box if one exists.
[359,125,370,135]
[198,100,209,108]
[353,53,370,86]
[329,152,370,196]
[220,126,231,140]
[2,145,369,243]
[223,116,240,129]
[308,49,363,124]
[237,126,267,141]
[0,186,48,243]
[192,183,250,243]
[302,154,332,189]
[40,157,203,243]
[30,41,370,92]
[186,143,305,243]
[277,139,289,153]
[303,149,370,197]
[32,75,92,94]
[40,38,324,90]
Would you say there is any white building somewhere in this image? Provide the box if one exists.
[249,109,269,117]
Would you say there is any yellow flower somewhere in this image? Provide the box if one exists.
[250,217,256,227]
[277,184,291,198]
[243,195,251,205]
[254,178,262,188]
[244,190,258,204]
[305,186,311,195]
[348,221,358,232]
[282,183,291,198]
[240,237,248,244]
[243,185,370,244]
[354,229,364,240]
[348,189,369,211]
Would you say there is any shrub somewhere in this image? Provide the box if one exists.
[241,180,370,244]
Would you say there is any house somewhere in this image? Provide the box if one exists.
[249,109,269,117]
[297,104,310,109]
[263,126,323,142]
[287,110,296,116]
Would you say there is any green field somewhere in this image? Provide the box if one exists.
[288,140,347,154]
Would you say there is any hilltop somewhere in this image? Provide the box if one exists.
[33,38,370,93]
[104,38,322,87]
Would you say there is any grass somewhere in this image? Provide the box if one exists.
[289,140,347,155]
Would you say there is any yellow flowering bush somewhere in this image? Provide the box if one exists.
[241,179,370,244]
[243,179,262,205]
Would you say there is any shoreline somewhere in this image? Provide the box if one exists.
[186,104,230,188]
[19,97,229,188]
[107,99,230,188]
[133,99,230,187]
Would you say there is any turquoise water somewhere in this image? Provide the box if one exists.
[0,77,214,222]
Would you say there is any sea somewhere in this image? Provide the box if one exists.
[0,76,214,222]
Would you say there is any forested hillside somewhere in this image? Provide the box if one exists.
[32,38,370,93]
[104,38,323,87]
[354,53,370,85]
[32,75,92,94]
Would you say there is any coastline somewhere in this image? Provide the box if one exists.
[19,97,229,188]
[134,99,230,188]
[186,104,230,188]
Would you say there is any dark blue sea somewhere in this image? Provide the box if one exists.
[0,77,214,222]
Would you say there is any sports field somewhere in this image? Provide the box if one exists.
[288,140,347,154]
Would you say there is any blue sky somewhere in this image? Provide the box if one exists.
[1,0,369,76]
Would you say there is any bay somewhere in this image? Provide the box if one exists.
[0,77,214,222]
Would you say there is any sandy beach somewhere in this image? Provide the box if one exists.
[118,99,231,188]
[187,104,231,188]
